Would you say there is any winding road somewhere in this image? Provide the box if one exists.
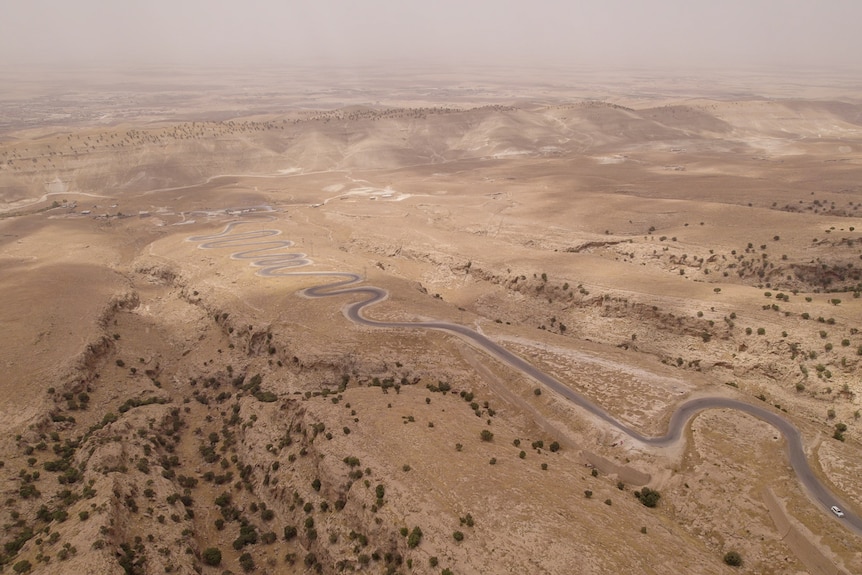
[189,220,862,536]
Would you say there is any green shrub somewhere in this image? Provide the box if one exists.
[407,526,423,548]
[232,524,258,549]
[254,390,277,402]
[635,487,661,508]
[723,551,742,566]
[239,552,255,572]
[202,547,222,566]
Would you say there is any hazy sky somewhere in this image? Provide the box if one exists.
[3,0,862,72]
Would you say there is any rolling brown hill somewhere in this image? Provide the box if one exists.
[0,73,861,574]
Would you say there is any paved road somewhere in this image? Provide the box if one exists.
[190,221,862,536]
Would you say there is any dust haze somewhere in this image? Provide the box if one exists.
[3,0,862,71]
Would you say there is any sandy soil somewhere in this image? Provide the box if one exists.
[0,67,860,574]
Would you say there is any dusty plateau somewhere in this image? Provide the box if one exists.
[0,67,861,574]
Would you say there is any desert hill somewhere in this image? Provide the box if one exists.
[3,97,861,202]
[0,73,861,574]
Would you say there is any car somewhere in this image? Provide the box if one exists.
[831,505,845,518]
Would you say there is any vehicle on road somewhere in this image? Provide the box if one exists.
[831,505,845,518]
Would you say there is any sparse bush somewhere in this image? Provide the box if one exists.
[723,551,742,566]
[232,524,258,549]
[239,552,255,572]
[407,526,423,548]
[452,531,464,542]
[202,547,222,566]
[635,487,661,508]
[834,423,847,441]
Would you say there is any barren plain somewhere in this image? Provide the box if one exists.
[0,66,861,575]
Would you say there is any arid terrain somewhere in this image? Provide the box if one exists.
[1,66,861,575]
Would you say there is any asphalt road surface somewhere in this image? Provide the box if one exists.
[190,221,862,536]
